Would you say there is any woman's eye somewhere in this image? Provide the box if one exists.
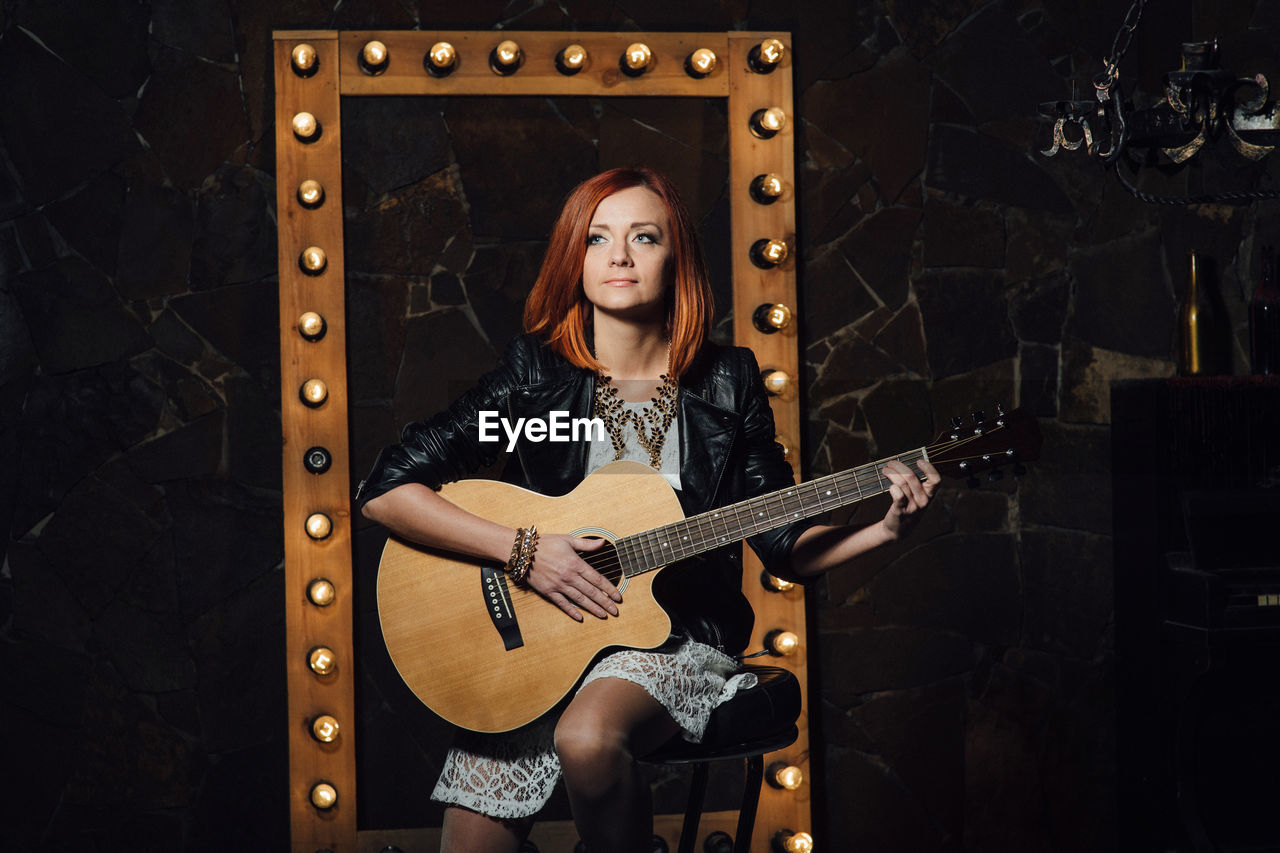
[634,232,657,244]
[586,233,605,245]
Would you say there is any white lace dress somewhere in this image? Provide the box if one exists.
[431,400,756,819]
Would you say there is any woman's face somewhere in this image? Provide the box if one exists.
[581,186,674,324]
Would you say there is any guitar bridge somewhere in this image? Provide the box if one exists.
[481,565,524,651]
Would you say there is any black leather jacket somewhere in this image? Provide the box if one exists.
[357,334,816,655]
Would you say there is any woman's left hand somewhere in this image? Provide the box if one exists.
[881,458,941,540]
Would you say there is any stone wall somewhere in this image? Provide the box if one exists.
[3,0,1277,850]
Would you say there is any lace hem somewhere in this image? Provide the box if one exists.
[431,638,753,819]
[580,642,757,742]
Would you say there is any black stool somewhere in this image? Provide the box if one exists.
[643,665,802,853]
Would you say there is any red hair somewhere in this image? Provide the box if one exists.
[523,167,714,378]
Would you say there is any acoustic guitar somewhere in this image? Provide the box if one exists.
[377,407,1041,733]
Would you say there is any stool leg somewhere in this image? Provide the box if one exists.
[732,755,765,853]
[679,763,710,853]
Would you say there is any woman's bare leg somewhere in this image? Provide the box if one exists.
[554,677,681,853]
[439,805,532,853]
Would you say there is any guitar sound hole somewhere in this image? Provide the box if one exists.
[578,536,624,588]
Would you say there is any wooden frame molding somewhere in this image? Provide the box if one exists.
[274,29,807,853]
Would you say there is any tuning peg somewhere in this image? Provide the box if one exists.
[949,415,962,429]
[972,410,986,435]
[994,402,1007,426]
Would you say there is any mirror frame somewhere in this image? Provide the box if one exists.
[273,29,805,852]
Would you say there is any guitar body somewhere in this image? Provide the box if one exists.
[377,406,1044,733]
[377,461,685,733]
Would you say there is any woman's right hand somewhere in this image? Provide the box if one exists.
[524,534,621,621]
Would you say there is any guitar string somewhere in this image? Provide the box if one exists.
[501,430,1011,593]
[570,438,999,584]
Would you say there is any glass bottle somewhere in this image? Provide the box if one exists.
[1177,251,1214,376]
[1250,245,1280,375]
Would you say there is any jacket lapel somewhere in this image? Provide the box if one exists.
[677,388,737,514]
[505,373,593,496]
[503,362,739,513]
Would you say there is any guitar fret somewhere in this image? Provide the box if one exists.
[617,535,636,577]
[652,526,670,563]
[653,523,680,563]
[843,465,867,499]
[681,516,696,555]
[641,530,658,571]
[670,514,691,560]
[637,534,652,570]
[801,480,824,517]
[693,513,711,553]
[827,474,846,508]
[609,443,937,575]
[669,519,689,561]
[630,534,648,574]
[748,493,770,534]
[809,477,838,514]
[710,508,729,546]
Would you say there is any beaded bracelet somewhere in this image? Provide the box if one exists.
[506,524,539,585]
[510,525,538,584]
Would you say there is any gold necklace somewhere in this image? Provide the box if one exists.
[592,345,678,469]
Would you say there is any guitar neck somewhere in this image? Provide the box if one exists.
[613,447,929,576]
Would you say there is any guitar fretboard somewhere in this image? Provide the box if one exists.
[611,448,929,575]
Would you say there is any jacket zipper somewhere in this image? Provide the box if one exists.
[707,619,724,653]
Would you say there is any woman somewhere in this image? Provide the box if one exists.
[358,167,939,852]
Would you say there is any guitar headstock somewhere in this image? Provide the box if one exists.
[926,406,1042,482]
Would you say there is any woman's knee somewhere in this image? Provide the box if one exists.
[554,715,631,777]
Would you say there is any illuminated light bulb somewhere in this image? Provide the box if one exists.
[769,762,804,790]
[760,107,786,132]
[761,369,791,398]
[750,106,788,138]
[557,44,588,75]
[308,646,336,675]
[749,38,787,73]
[297,311,326,341]
[761,570,795,593]
[299,245,327,274]
[751,237,789,268]
[360,40,388,74]
[300,378,328,407]
[291,111,319,141]
[311,714,340,743]
[753,302,793,334]
[307,577,336,607]
[685,48,717,78]
[305,512,333,540]
[621,42,653,76]
[425,41,456,76]
[750,172,785,204]
[297,179,324,208]
[291,43,318,76]
[490,39,522,74]
[766,628,800,656]
[775,830,814,853]
[310,781,337,810]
